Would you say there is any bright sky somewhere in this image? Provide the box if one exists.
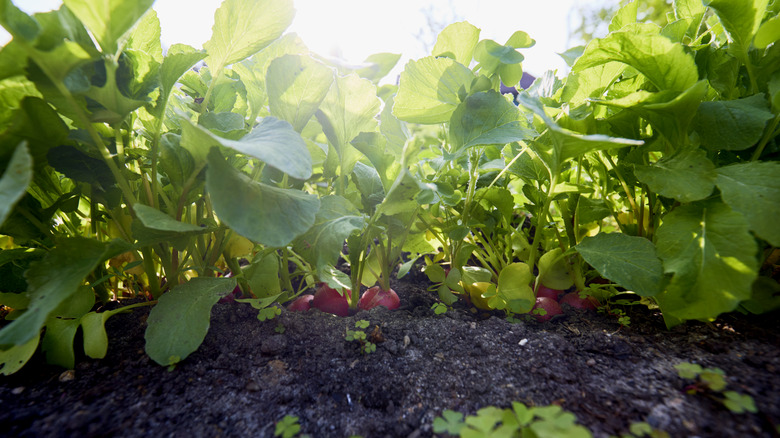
[1,0,590,79]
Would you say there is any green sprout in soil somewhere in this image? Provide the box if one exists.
[274,415,309,438]
[433,401,592,438]
[674,362,758,414]
[345,320,377,354]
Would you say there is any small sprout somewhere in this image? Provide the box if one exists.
[722,391,757,414]
[345,320,376,354]
[274,415,301,438]
[433,410,465,435]
[258,306,282,321]
[432,302,448,314]
[274,323,286,334]
[675,362,756,415]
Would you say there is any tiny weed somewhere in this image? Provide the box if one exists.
[432,302,449,315]
[274,415,309,438]
[433,401,592,437]
[345,320,377,354]
[274,323,286,334]
[674,362,757,414]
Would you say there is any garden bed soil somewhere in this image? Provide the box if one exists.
[1,273,779,438]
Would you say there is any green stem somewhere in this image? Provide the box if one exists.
[751,115,780,162]
[528,171,559,275]
[603,153,638,214]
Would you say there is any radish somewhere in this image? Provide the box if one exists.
[560,292,598,310]
[311,284,350,317]
[287,294,314,312]
[359,286,400,311]
[532,297,563,322]
[536,285,563,301]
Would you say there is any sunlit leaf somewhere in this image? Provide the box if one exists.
[393,56,475,124]
[716,161,780,246]
[449,90,536,155]
[655,200,758,322]
[432,21,480,65]
[62,0,154,54]
[0,143,32,227]
[204,0,294,71]
[634,148,716,203]
[267,54,334,132]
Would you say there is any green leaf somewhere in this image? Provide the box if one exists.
[267,54,334,133]
[674,0,706,19]
[572,24,698,92]
[393,56,476,124]
[133,204,202,232]
[0,143,32,227]
[754,15,780,49]
[126,9,162,63]
[576,233,664,296]
[634,148,716,203]
[0,0,40,42]
[155,44,206,114]
[41,317,81,369]
[609,1,638,32]
[594,80,708,146]
[517,93,643,173]
[716,161,780,246]
[62,0,154,54]
[204,0,294,71]
[294,195,366,270]
[694,94,774,152]
[213,117,312,180]
[432,21,481,65]
[80,311,110,359]
[705,0,769,60]
[315,73,380,170]
[0,334,38,375]
[376,169,422,217]
[561,61,626,106]
[655,200,758,321]
[243,253,281,298]
[355,52,402,83]
[0,238,117,348]
[144,277,236,366]
[449,91,537,155]
[723,391,758,414]
[537,248,574,291]
[206,148,319,247]
[495,262,534,313]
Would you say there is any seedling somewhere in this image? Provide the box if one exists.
[612,421,670,438]
[274,415,309,438]
[674,362,758,414]
[345,320,377,354]
[433,401,592,437]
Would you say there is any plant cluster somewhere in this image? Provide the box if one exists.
[433,402,592,438]
[0,0,779,377]
[674,362,758,414]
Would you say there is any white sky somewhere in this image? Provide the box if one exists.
[1,0,593,79]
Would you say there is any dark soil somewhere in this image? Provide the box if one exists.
[1,273,779,438]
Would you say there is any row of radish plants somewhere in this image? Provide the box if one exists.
[0,0,778,374]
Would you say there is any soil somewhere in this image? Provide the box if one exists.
[1,271,779,438]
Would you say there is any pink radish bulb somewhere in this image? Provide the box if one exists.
[311,284,350,317]
[560,292,598,310]
[532,297,563,322]
[287,294,314,312]
[536,285,563,301]
[359,286,400,311]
